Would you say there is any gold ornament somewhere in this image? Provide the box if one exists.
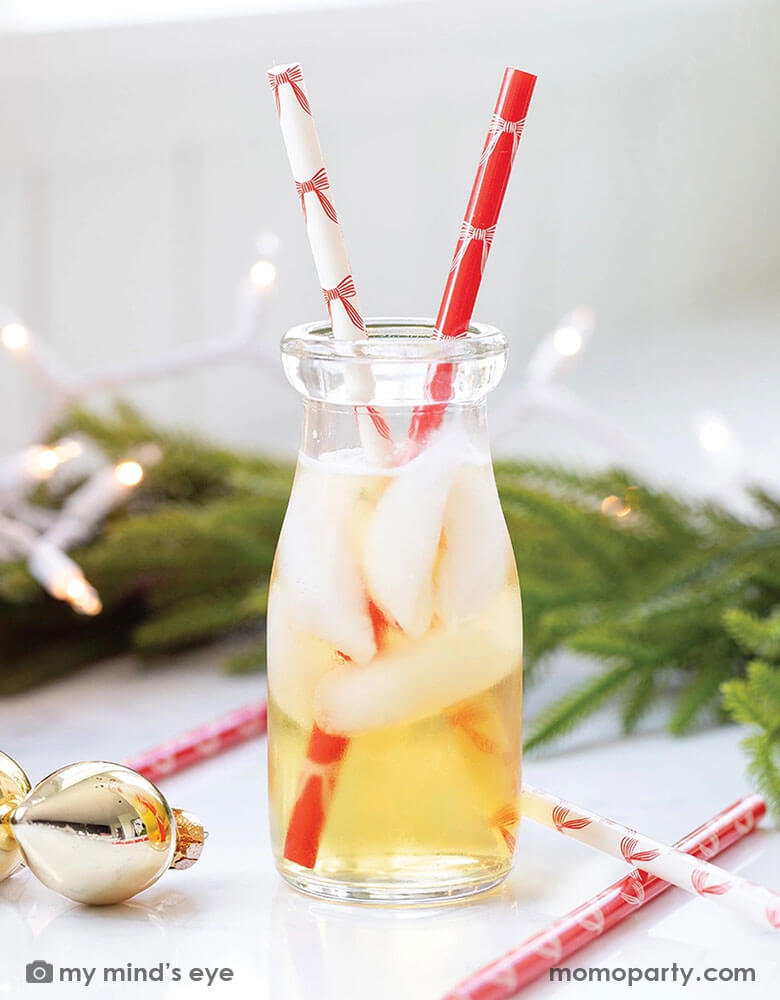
[0,751,204,905]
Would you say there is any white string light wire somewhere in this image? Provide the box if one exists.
[0,235,279,613]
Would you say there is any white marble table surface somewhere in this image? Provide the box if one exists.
[1,651,778,999]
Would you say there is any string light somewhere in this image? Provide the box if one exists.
[524,306,596,385]
[601,494,625,516]
[0,232,278,441]
[0,232,279,615]
[601,486,640,521]
[553,324,583,357]
[25,446,60,478]
[0,438,84,492]
[114,460,144,487]
[63,575,102,616]
[697,417,730,453]
[27,542,102,615]
[1,322,29,351]
[27,439,84,480]
[249,258,277,290]
[692,410,746,499]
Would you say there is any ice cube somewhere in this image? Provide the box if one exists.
[436,463,513,628]
[276,463,377,663]
[361,429,465,636]
[266,580,339,728]
[315,587,523,735]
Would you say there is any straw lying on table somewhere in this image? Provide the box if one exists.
[444,794,768,1000]
[521,785,780,932]
[124,701,267,782]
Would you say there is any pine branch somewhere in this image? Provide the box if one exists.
[668,660,732,736]
[723,608,780,659]
[741,731,780,816]
[621,668,658,734]
[524,663,637,753]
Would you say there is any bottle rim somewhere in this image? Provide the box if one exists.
[281,316,507,365]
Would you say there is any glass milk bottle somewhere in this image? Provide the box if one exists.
[267,317,523,903]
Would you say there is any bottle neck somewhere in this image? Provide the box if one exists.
[299,398,491,465]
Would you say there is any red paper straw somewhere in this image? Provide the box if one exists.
[282,726,349,868]
[444,794,767,1000]
[124,701,267,782]
[410,67,536,444]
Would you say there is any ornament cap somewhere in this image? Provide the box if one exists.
[171,808,205,870]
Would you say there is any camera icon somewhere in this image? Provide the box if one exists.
[26,961,54,984]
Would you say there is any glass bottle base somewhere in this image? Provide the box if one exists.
[277,856,512,905]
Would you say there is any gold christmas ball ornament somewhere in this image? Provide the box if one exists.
[0,752,204,905]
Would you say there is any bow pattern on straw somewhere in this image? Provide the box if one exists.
[268,64,312,117]
[365,406,393,442]
[478,113,527,167]
[449,222,497,276]
[295,168,338,224]
[322,275,365,332]
[691,867,731,896]
[619,871,647,906]
[552,804,592,832]
[619,836,662,865]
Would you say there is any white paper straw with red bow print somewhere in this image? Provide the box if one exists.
[267,62,392,459]
[521,785,780,932]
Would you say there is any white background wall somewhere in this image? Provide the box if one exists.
[0,0,778,495]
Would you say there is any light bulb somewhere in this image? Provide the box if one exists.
[64,577,102,615]
[25,446,60,480]
[114,460,144,487]
[75,591,102,616]
[553,325,583,357]
[1,323,29,351]
[65,577,88,602]
[249,259,277,290]
[698,420,730,453]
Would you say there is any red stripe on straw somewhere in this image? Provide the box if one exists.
[283,726,349,869]
[281,600,390,869]
[410,68,536,445]
[443,795,766,1000]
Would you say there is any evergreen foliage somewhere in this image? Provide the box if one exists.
[721,610,780,814]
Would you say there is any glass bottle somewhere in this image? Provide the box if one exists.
[267,318,523,903]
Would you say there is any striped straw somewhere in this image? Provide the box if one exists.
[521,785,780,932]
[268,63,392,460]
[410,68,536,445]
